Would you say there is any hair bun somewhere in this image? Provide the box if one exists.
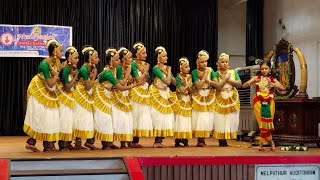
[155,46,166,53]
[46,39,58,48]
[81,46,94,55]
[105,48,117,56]
[133,42,145,50]
[179,57,189,64]
[198,50,209,60]
[117,47,128,54]
[66,46,77,53]
[218,53,229,61]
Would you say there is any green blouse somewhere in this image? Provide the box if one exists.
[98,70,118,85]
[191,68,218,82]
[152,66,173,79]
[78,65,89,81]
[176,75,183,88]
[38,60,51,80]
[60,66,71,84]
[131,61,139,78]
[116,65,124,80]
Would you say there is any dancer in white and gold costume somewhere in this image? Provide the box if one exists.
[94,48,134,150]
[24,39,66,152]
[56,46,79,151]
[150,46,177,148]
[129,42,153,148]
[112,47,136,148]
[213,53,242,147]
[173,57,193,147]
[191,50,218,147]
[73,46,99,150]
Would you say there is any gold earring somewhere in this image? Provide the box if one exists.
[54,53,57,59]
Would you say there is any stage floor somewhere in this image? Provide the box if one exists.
[1,136,319,159]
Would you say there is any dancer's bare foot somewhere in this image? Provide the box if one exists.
[270,140,276,152]
[153,143,167,148]
[66,142,75,151]
[258,143,264,152]
[73,144,88,150]
[25,144,40,152]
[196,142,208,147]
[84,142,99,150]
[130,143,143,148]
[108,144,119,149]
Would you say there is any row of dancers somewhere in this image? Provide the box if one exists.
[23,40,285,152]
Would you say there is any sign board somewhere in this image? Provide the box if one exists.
[0,24,72,57]
[256,164,319,180]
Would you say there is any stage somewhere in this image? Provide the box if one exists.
[1,136,319,159]
[1,136,320,180]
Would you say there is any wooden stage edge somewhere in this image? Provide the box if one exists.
[0,136,319,160]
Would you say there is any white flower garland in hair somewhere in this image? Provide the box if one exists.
[133,42,145,50]
[46,39,59,48]
[179,57,189,65]
[66,46,77,54]
[218,53,229,62]
[117,47,128,54]
[155,46,166,53]
[198,50,209,60]
[81,46,94,55]
[105,48,117,56]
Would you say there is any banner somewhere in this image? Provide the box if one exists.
[0,24,72,57]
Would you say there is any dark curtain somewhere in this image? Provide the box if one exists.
[246,0,263,66]
[0,0,218,135]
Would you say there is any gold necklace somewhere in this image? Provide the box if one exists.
[218,69,228,75]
